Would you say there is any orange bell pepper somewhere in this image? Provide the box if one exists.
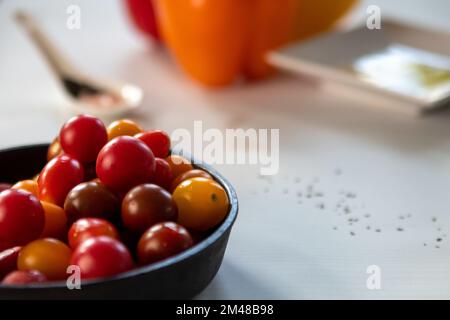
[153,0,357,87]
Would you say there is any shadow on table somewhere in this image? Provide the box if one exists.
[195,260,280,300]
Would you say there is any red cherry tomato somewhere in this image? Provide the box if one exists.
[60,115,107,163]
[0,189,45,246]
[96,136,155,192]
[137,222,193,265]
[68,218,119,249]
[0,246,21,280]
[38,154,85,206]
[2,270,47,285]
[152,158,173,190]
[135,130,170,158]
[70,236,134,280]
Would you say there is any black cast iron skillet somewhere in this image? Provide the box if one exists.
[0,144,238,299]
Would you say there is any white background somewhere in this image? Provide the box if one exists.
[1,0,450,299]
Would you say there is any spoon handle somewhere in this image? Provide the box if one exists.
[14,10,77,78]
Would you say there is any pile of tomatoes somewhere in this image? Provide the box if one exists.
[0,115,229,284]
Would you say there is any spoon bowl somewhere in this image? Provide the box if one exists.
[14,11,143,117]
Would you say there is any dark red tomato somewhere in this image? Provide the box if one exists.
[38,155,85,206]
[135,130,170,158]
[70,236,134,280]
[0,189,45,246]
[121,184,178,233]
[152,158,173,190]
[64,181,119,224]
[137,222,193,265]
[96,136,156,192]
[2,270,47,284]
[0,184,11,193]
[68,218,119,249]
[125,0,160,41]
[0,246,21,279]
[60,115,108,163]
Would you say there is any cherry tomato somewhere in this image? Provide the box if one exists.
[107,119,142,141]
[0,246,21,280]
[96,136,155,192]
[135,130,170,158]
[12,180,38,197]
[60,115,108,163]
[137,222,193,265]
[0,183,12,193]
[0,241,14,252]
[0,189,45,246]
[152,158,173,190]
[47,136,63,161]
[173,177,229,231]
[68,218,119,249]
[64,181,119,224]
[38,155,85,206]
[70,236,134,280]
[40,201,68,240]
[122,184,178,233]
[170,169,212,192]
[165,155,193,179]
[2,270,47,285]
[18,238,72,280]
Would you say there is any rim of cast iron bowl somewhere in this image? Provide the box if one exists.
[0,144,239,290]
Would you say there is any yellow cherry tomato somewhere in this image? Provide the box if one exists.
[173,177,229,231]
[12,180,38,197]
[40,201,68,240]
[18,238,72,280]
[107,119,143,140]
[165,155,193,180]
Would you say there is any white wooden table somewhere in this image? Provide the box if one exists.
[1,0,450,299]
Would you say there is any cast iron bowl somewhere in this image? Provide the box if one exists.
[0,144,238,299]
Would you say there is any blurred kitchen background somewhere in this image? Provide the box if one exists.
[2,0,450,299]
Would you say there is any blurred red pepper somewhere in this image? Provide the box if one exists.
[124,0,160,42]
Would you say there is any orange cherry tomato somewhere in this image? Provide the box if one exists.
[11,180,38,197]
[18,238,72,280]
[40,202,68,240]
[107,119,143,141]
[172,177,229,231]
[170,169,212,192]
[165,155,193,180]
[47,136,63,161]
